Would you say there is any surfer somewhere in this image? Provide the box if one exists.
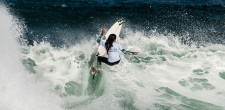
[92,28,138,72]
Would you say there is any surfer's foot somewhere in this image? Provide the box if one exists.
[91,67,97,74]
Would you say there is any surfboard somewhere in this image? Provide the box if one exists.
[98,19,124,56]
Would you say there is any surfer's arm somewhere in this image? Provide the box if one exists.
[96,34,104,43]
[121,47,139,55]
[96,28,107,43]
[121,49,135,55]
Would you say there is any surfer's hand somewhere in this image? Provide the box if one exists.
[132,52,139,55]
[101,28,107,35]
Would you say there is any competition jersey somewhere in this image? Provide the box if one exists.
[100,41,122,63]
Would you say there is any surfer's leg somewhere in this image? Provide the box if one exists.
[97,56,110,65]
[108,60,120,66]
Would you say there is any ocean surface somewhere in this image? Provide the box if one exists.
[1,0,225,110]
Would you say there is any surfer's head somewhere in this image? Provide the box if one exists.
[108,34,116,42]
[105,34,116,54]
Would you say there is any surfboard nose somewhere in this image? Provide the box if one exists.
[118,18,124,25]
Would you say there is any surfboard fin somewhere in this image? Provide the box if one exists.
[92,74,95,80]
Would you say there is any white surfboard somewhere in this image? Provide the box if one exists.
[98,19,124,56]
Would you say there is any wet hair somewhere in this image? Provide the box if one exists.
[105,34,116,54]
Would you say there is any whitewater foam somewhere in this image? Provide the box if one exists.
[0,4,62,110]
[20,26,225,110]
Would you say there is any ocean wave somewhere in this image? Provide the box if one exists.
[21,30,225,109]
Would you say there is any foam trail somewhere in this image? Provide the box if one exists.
[0,4,62,110]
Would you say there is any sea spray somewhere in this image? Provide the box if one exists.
[0,4,62,110]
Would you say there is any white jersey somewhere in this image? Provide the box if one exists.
[100,41,122,62]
